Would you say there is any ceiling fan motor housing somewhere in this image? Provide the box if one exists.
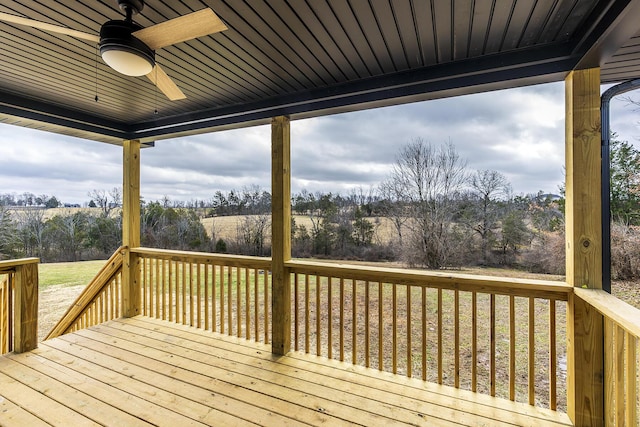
[99,19,155,76]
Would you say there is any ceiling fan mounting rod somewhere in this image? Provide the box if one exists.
[117,0,144,21]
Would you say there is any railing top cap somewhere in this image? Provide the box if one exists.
[0,257,39,271]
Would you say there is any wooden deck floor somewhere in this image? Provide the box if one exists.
[0,316,573,426]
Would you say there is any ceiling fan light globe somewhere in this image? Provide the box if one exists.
[101,49,153,76]
[99,19,155,77]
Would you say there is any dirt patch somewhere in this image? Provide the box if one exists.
[38,284,85,341]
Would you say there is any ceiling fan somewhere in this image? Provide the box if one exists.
[0,0,228,100]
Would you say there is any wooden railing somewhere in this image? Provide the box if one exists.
[286,260,572,411]
[575,288,640,426]
[44,246,640,422]
[133,248,272,343]
[0,274,11,354]
[0,258,39,354]
[46,247,124,339]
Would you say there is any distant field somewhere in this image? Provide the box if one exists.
[7,206,119,220]
[202,214,398,244]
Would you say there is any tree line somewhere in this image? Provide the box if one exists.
[1,136,639,279]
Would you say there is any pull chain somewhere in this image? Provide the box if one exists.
[94,44,99,102]
[154,63,158,114]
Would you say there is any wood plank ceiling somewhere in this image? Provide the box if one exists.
[0,0,639,144]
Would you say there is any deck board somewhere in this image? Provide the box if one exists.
[0,316,573,426]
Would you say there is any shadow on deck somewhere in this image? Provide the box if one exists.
[0,316,572,426]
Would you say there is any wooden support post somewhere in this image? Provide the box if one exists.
[13,261,39,353]
[271,116,291,355]
[565,68,604,426]
[122,139,141,318]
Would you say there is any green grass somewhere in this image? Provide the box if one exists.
[38,260,106,288]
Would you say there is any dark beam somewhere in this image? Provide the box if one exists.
[0,91,131,141]
[572,0,640,70]
[131,42,578,140]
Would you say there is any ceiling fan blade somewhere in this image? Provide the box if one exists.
[0,12,99,43]
[133,8,227,50]
[146,64,186,101]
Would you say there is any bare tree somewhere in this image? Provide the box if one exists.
[386,138,468,268]
[235,214,271,256]
[88,187,121,217]
[88,189,109,216]
[109,187,122,209]
[378,177,408,247]
[466,169,511,263]
[14,208,46,259]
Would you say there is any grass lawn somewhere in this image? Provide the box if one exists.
[39,259,106,288]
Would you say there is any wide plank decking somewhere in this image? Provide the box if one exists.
[0,316,572,426]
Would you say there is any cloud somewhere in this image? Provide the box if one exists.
[0,81,637,204]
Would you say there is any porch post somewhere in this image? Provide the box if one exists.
[13,261,39,353]
[565,68,604,425]
[122,139,141,318]
[271,116,291,355]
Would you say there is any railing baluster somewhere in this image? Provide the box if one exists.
[626,331,637,426]
[616,324,625,425]
[294,272,299,351]
[604,318,614,425]
[220,265,225,334]
[212,264,218,332]
[110,279,115,320]
[150,257,155,317]
[168,261,173,322]
[340,277,345,362]
[352,278,357,365]
[305,274,310,353]
[245,267,250,340]
[454,289,458,387]
[155,258,160,319]
[471,291,477,392]
[264,269,269,344]
[253,268,258,340]
[161,259,166,321]
[237,267,242,338]
[528,297,535,405]
[490,294,496,396]
[184,261,189,325]
[227,266,233,335]
[509,295,516,401]
[549,299,557,410]
[99,293,104,324]
[188,262,193,326]
[143,257,148,315]
[421,286,426,381]
[204,263,209,330]
[316,274,321,356]
[378,281,383,371]
[197,263,202,329]
[407,284,412,378]
[438,288,443,384]
[328,276,333,359]
[392,283,397,374]
[115,273,120,318]
[365,280,369,368]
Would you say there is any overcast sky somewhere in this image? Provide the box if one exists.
[1,81,638,205]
